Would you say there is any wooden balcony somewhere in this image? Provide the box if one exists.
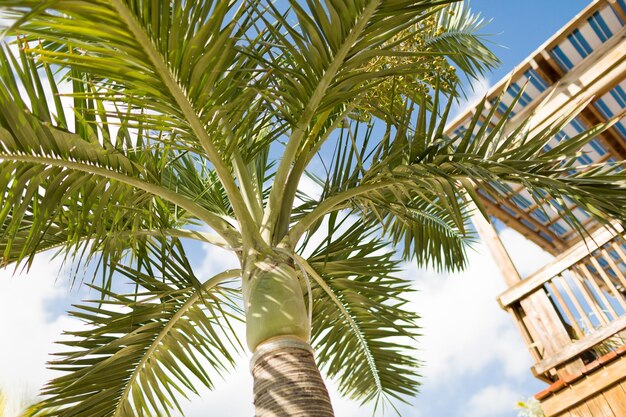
[497,225,626,416]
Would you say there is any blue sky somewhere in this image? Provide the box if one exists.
[0,1,596,416]
[471,0,589,80]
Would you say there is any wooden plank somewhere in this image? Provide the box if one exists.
[512,154,613,236]
[548,279,584,339]
[533,315,626,376]
[444,9,626,247]
[521,291,575,358]
[580,106,626,160]
[608,0,626,23]
[589,256,626,311]
[507,28,626,137]
[611,241,626,264]
[586,395,617,417]
[600,249,626,291]
[499,226,622,308]
[577,264,619,320]
[481,195,565,253]
[445,0,607,133]
[521,290,585,379]
[603,383,626,416]
[563,401,593,417]
[534,52,564,82]
[474,36,626,246]
[570,267,609,326]
[508,306,544,367]
[561,214,607,242]
[558,274,595,333]
[483,201,561,255]
[542,355,626,416]
[471,212,523,286]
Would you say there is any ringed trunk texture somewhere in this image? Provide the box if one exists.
[251,337,335,417]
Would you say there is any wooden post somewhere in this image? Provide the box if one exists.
[471,213,522,286]
[472,213,584,379]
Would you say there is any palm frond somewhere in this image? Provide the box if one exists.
[290,82,626,270]
[298,219,420,409]
[34,238,242,417]
[418,89,626,236]
[0,42,241,268]
[426,1,500,80]
[261,0,502,244]
[0,0,265,245]
[259,0,466,240]
[291,98,475,271]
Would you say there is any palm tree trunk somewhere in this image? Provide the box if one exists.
[251,336,335,417]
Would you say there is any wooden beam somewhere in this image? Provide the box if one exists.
[579,106,626,160]
[607,0,626,23]
[506,27,626,136]
[602,383,626,416]
[498,224,622,308]
[469,30,625,249]
[541,355,626,416]
[535,51,565,82]
[508,306,544,364]
[520,291,584,379]
[444,0,608,133]
[560,214,607,243]
[482,203,561,255]
[445,13,626,249]
[471,212,523,286]
[481,194,566,251]
[533,315,626,376]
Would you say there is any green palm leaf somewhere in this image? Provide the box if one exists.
[1,0,265,246]
[289,83,626,254]
[35,238,242,417]
[299,218,419,408]
[0,42,241,269]
[2,1,626,415]
[426,1,500,79]
[293,113,475,271]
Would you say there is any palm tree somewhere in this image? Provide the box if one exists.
[1,1,625,416]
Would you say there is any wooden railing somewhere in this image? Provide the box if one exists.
[498,224,626,380]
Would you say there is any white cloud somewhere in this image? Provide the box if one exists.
[175,354,376,417]
[0,256,83,417]
[498,228,554,278]
[450,75,492,121]
[174,361,254,417]
[0,227,546,417]
[465,75,493,105]
[406,239,534,387]
[466,384,520,417]
[196,242,240,280]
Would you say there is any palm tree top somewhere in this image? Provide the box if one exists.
[0,1,625,416]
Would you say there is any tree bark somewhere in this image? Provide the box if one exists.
[251,336,335,417]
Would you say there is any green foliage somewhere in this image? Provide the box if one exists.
[0,391,6,416]
[307,217,420,408]
[0,0,625,416]
[37,239,242,417]
[352,1,499,122]
[516,397,545,417]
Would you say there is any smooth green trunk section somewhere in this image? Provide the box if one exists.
[243,258,310,351]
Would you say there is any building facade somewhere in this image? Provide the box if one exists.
[446,1,626,415]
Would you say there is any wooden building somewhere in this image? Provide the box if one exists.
[445,1,626,415]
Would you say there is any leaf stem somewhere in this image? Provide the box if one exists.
[262,0,382,242]
[110,0,265,251]
[111,268,241,417]
[0,153,242,248]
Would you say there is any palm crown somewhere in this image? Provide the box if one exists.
[1,1,626,416]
